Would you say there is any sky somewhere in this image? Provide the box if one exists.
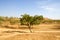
[0,0,60,19]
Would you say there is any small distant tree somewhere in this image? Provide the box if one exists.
[20,14,43,32]
[0,16,4,24]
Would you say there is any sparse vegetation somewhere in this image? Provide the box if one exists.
[0,14,60,29]
[20,14,43,32]
[0,14,60,40]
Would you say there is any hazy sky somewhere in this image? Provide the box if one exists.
[0,0,60,19]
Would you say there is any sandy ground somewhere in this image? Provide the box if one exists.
[0,24,60,40]
[0,32,60,40]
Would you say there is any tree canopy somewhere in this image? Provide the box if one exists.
[20,14,43,32]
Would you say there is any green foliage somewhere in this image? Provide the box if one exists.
[20,14,32,25]
[20,14,43,32]
[33,15,43,25]
[20,14,43,26]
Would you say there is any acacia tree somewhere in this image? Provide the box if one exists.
[20,14,43,32]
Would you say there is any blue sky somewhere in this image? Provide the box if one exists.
[0,0,60,19]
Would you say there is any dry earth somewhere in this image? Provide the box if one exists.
[0,24,60,40]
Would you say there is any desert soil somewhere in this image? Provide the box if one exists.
[0,24,60,40]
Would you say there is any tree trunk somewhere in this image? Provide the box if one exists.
[28,24,32,33]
